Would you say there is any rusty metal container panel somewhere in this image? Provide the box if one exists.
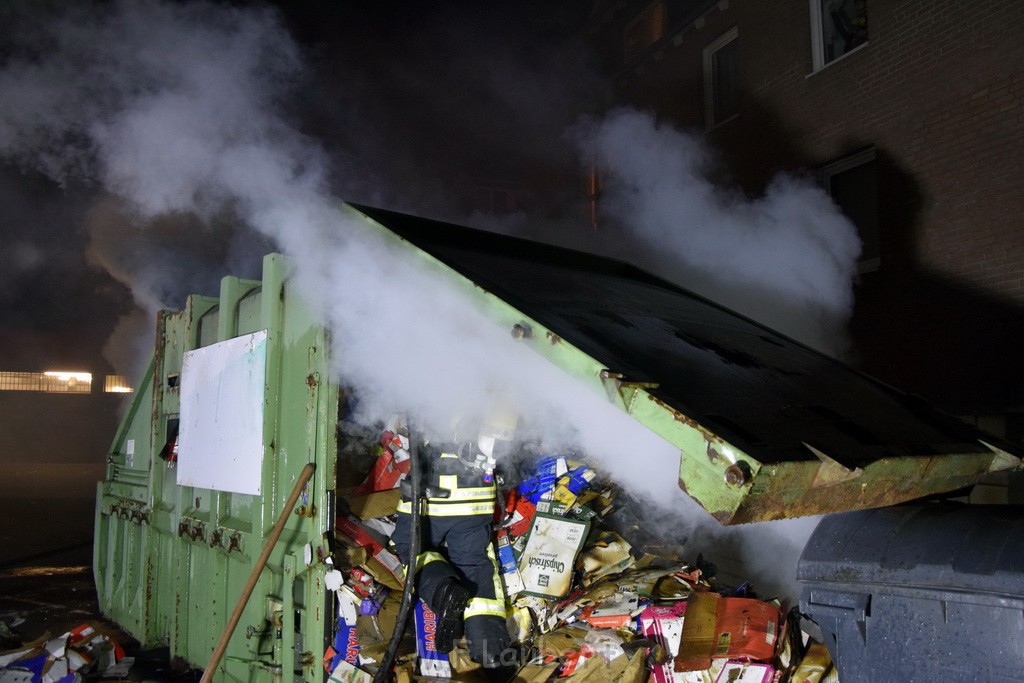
[348,203,1020,523]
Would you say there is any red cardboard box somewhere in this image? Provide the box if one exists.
[675,593,779,672]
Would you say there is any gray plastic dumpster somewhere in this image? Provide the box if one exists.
[798,502,1024,682]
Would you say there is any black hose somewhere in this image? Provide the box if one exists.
[373,425,421,683]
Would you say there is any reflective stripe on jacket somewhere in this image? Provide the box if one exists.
[397,450,496,516]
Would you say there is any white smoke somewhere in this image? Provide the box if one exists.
[0,1,853,604]
[0,0,683,494]
[574,108,862,357]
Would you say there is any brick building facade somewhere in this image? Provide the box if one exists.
[585,0,1024,438]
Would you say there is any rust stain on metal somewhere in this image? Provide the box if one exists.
[306,374,318,387]
[724,462,751,487]
[145,554,154,624]
[710,509,733,524]
[725,454,1000,524]
[511,323,532,339]
[646,394,703,430]
[600,370,661,411]
[545,331,562,345]
[646,394,743,466]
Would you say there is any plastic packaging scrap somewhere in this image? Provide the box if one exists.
[0,623,133,683]
[331,428,840,682]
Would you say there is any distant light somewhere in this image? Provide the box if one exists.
[43,371,93,382]
[0,370,93,393]
[104,375,134,394]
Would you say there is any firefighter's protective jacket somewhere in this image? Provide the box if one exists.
[391,443,509,663]
[396,448,496,516]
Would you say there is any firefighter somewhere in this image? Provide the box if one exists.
[389,409,517,678]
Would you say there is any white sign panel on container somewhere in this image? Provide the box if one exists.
[178,329,267,495]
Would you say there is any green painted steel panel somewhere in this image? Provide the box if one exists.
[96,255,334,683]
[96,204,1021,682]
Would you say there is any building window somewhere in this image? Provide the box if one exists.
[624,0,667,62]
[818,147,879,273]
[104,375,134,393]
[0,371,93,393]
[810,0,868,70]
[704,27,740,130]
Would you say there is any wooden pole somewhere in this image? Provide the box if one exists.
[200,462,316,683]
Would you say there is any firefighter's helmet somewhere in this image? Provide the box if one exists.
[450,399,518,463]
[476,400,518,461]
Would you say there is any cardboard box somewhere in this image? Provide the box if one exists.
[788,641,833,683]
[518,513,590,600]
[334,516,404,590]
[414,600,452,678]
[345,489,401,520]
[577,529,634,587]
[713,661,774,683]
[566,648,648,683]
[496,529,526,596]
[351,437,410,496]
[581,591,640,629]
[534,499,570,516]
[640,603,687,683]
[326,660,372,683]
[502,489,537,538]
[676,593,779,672]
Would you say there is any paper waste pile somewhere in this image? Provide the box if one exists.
[0,623,133,683]
[329,424,838,683]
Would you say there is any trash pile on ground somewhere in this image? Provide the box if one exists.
[0,623,133,683]
[330,424,840,682]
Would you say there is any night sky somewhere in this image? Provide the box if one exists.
[0,1,599,380]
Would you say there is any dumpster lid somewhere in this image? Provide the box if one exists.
[798,502,1024,596]
[349,203,1021,522]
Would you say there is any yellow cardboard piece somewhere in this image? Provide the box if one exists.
[577,530,634,586]
[393,660,416,683]
[514,661,561,682]
[535,627,589,661]
[567,648,648,682]
[675,592,719,671]
[346,489,402,519]
[790,641,833,682]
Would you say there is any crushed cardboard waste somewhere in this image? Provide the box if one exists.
[331,429,841,682]
[0,623,133,683]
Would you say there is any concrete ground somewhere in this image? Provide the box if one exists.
[0,467,195,682]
